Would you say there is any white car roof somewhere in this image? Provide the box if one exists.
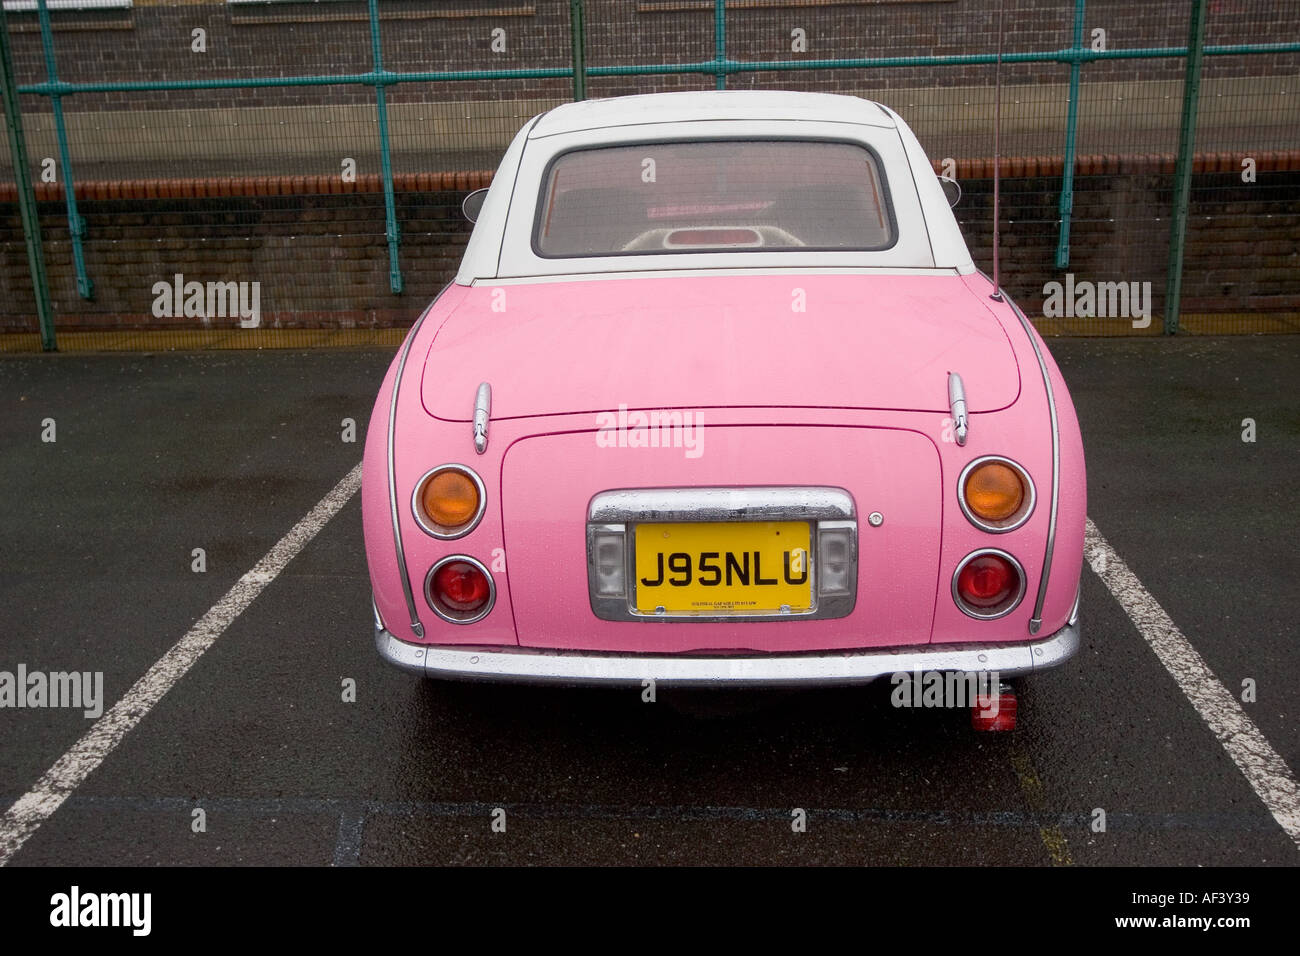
[528,91,899,137]
[456,92,974,283]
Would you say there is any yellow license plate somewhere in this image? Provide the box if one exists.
[634,521,812,615]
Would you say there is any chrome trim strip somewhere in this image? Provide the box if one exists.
[589,486,855,524]
[478,267,965,286]
[956,455,1037,534]
[373,619,1080,687]
[388,304,439,640]
[947,371,969,446]
[981,271,1060,635]
[424,554,497,625]
[411,463,488,540]
[951,548,1029,621]
[473,381,491,455]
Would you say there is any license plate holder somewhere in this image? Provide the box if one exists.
[633,520,813,616]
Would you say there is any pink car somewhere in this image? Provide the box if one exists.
[362,91,1085,728]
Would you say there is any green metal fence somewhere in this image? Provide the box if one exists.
[1,0,1298,351]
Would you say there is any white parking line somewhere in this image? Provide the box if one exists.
[1085,518,1300,850]
[0,462,363,867]
[4,495,1293,863]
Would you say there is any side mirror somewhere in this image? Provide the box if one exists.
[939,176,961,208]
[462,187,489,223]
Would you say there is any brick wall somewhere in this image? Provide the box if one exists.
[960,171,1300,321]
[3,169,1296,332]
[0,189,470,330]
[2,0,1295,333]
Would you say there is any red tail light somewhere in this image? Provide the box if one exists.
[427,556,495,623]
[434,561,490,609]
[952,550,1025,619]
[957,555,1015,606]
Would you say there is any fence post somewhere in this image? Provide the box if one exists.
[367,0,403,294]
[714,0,726,89]
[1164,0,1208,335]
[1054,0,1086,268]
[35,0,90,299]
[569,0,586,101]
[1,9,56,350]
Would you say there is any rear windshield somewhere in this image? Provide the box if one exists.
[533,140,895,257]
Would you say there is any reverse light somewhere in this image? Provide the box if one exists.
[590,527,627,598]
[816,522,856,597]
[958,456,1035,532]
[426,555,495,624]
[413,464,486,538]
[952,549,1026,620]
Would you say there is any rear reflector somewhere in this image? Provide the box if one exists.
[971,686,1018,731]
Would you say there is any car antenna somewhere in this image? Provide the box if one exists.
[989,0,1005,303]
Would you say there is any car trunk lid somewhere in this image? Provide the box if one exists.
[421,273,1019,420]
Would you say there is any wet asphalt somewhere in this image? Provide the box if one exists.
[0,337,1296,866]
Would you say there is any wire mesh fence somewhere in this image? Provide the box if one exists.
[0,0,1297,352]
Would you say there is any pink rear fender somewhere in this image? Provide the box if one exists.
[363,287,474,642]
[361,353,406,637]
[1039,330,1087,626]
[949,273,1085,641]
[1004,298,1085,636]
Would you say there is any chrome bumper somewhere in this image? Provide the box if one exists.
[373,613,1080,688]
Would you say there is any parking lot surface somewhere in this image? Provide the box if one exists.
[1,337,1296,865]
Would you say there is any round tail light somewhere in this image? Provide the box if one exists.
[952,550,1026,620]
[426,556,495,624]
[413,465,485,538]
[958,457,1035,532]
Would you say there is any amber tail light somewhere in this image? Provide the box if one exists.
[413,465,486,538]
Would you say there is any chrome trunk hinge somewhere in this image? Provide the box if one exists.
[473,382,492,454]
[948,371,969,446]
